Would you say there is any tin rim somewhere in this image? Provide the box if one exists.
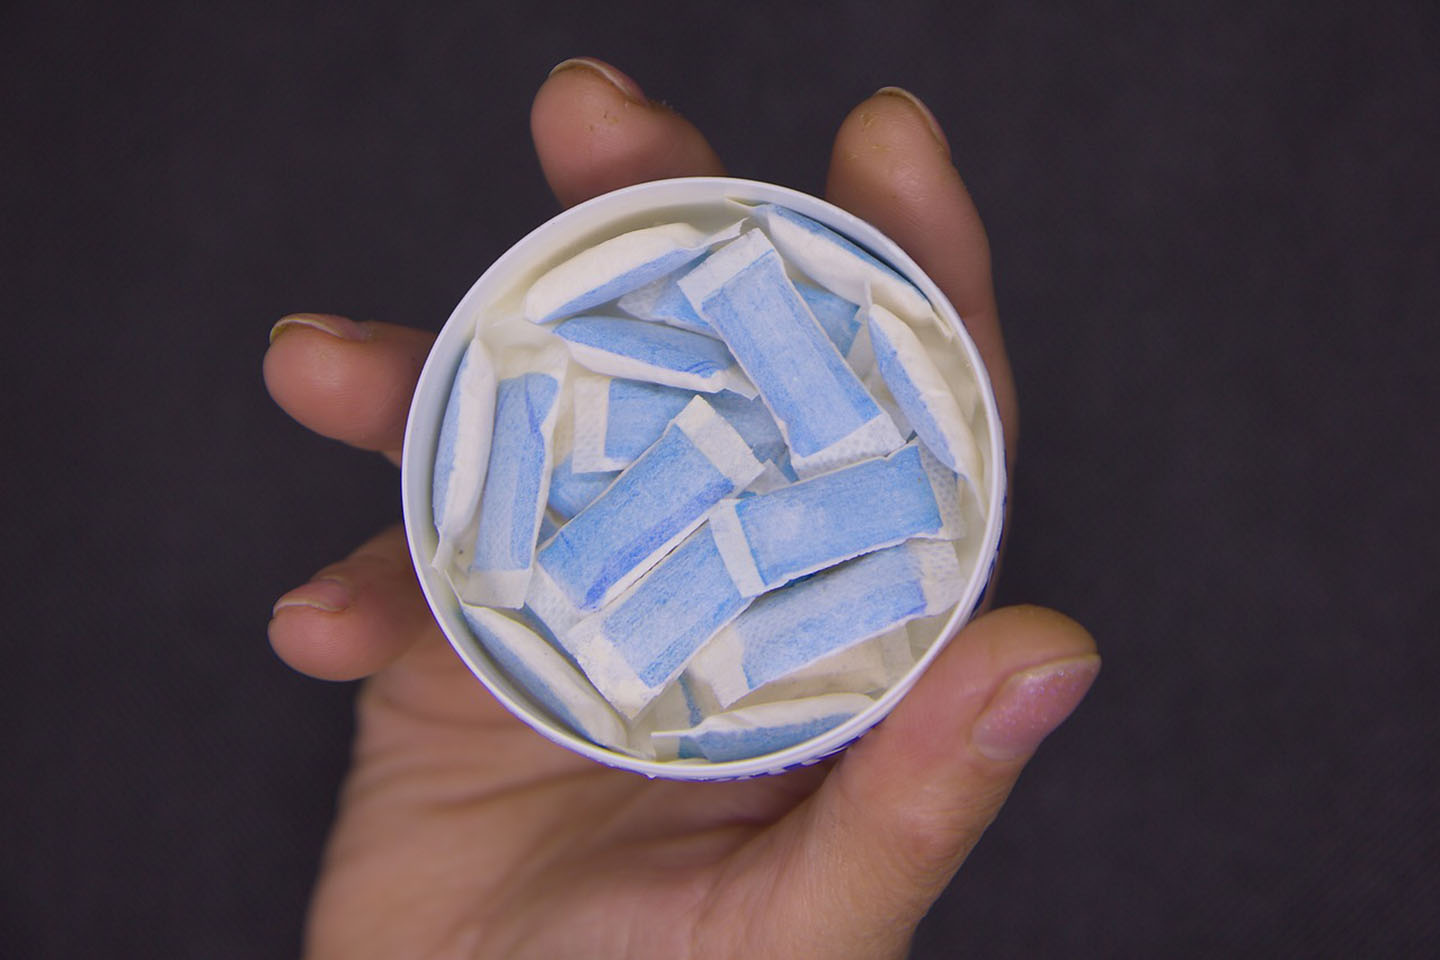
[401,177,1008,780]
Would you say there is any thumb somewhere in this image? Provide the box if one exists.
[793,606,1099,956]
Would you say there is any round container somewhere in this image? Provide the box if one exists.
[401,177,1007,780]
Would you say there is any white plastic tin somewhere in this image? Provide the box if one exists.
[401,177,1007,780]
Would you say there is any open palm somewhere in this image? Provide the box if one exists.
[266,59,1097,960]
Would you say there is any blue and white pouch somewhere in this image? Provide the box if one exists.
[747,627,914,704]
[867,303,985,507]
[460,603,628,751]
[430,333,497,572]
[561,524,752,719]
[678,229,905,478]
[554,315,757,396]
[447,347,568,608]
[747,202,939,331]
[527,395,765,636]
[709,442,964,598]
[525,220,744,324]
[686,539,963,709]
[651,693,875,763]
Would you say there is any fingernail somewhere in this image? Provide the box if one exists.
[971,654,1100,761]
[549,57,647,104]
[269,313,370,345]
[874,86,951,158]
[272,577,353,616]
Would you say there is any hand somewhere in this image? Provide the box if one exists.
[265,58,1097,960]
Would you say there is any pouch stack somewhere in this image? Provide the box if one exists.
[430,203,989,763]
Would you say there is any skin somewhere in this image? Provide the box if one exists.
[265,61,1097,960]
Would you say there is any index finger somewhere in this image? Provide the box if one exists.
[532,58,725,208]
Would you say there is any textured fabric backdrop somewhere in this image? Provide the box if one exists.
[3,1,1435,956]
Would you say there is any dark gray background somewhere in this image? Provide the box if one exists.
[3,1,1436,956]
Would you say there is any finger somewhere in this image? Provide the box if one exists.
[825,89,1019,462]
[786,606,1098,954]
[268,525,437,681]
[531,57,725,208]
[263,313,434,465]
